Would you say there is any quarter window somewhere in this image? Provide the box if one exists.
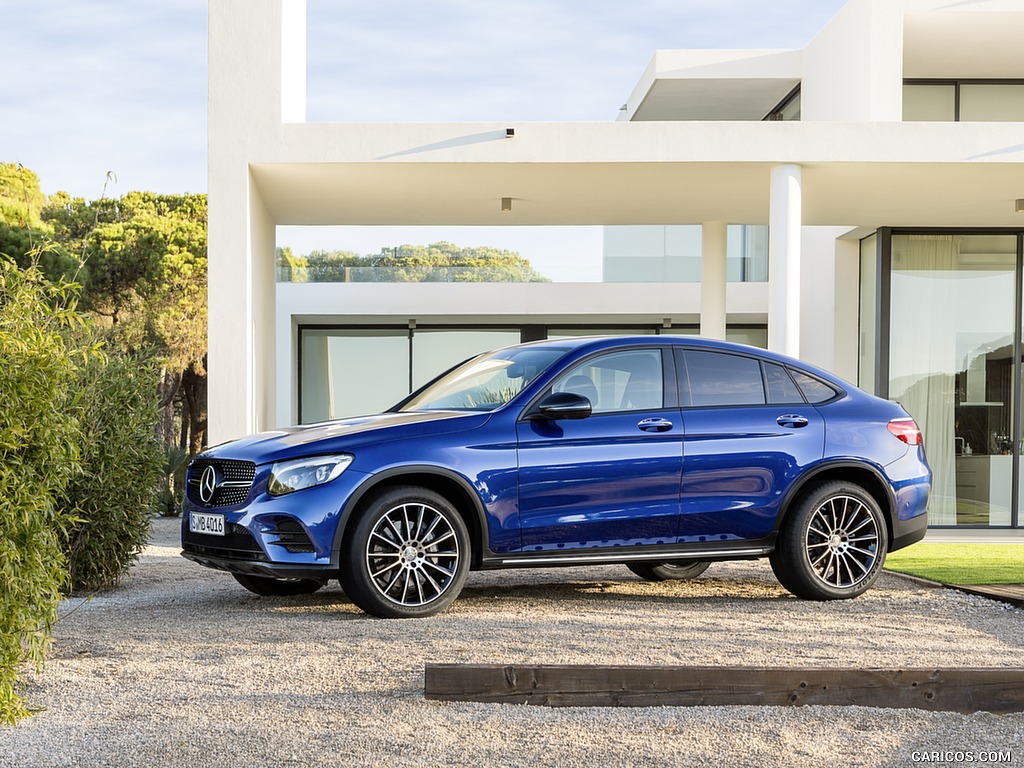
[552,349,664,413]
[790,370,839,404]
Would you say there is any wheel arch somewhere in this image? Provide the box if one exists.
[775,461,897,546]
[331,465,490,569]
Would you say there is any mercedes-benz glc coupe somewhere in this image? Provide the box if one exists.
[182,336,930,618]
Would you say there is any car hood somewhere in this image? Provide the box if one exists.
[200,410,489,465]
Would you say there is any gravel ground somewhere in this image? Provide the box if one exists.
[2,517,1023,767]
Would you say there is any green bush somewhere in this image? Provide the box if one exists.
[59,349,163,593]
[0,258,82,725]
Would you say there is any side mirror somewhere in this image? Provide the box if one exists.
[535,391,592,420]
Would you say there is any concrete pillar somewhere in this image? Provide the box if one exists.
[208,0,306,443]
[700,221,728,340]
[768,164,802,357]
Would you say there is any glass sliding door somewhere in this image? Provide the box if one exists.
[411,329,522,390]
[300,329,410,422]
[889,234,1017,526]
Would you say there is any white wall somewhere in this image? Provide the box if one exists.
[802,0,904,121]
[795,227,861,379]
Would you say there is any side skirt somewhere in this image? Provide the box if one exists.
[477,538,775,570]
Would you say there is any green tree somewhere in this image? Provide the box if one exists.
[372,241,549,282]
[275,246,308,282]
[0,163,45,229]
[278,241,550,283]
[0,166,78,281]
[303,248,360,281]
[42,191,209,455]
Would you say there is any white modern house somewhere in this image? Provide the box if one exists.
[208,0,1024,530]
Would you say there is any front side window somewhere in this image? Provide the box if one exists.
[551,349,664,413]
[401,347,566,412]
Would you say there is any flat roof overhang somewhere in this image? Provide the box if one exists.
[250,121,1024,229]
[618,10,1024,121]
[621,50,803,122]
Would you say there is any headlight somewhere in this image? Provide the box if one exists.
[267,454,353,496]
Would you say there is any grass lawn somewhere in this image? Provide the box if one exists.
[884,543,1024,585]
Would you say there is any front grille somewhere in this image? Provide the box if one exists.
[266,518,316,554]
[182,522,267,562]
[187,459,257,508]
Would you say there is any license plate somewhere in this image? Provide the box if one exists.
[190,512,226,536]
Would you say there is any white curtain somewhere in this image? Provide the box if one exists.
[889,236,958,524]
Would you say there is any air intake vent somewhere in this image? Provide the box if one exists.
[267,519,317,554]
[182,523,267,561]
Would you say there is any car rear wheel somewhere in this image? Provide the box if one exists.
[770,480,888,600]
[231,573,324,596]
[340,486,470,618]
[627,560,710,582]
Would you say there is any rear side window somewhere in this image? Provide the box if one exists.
[790,369,840,404]
[764,363,805,404]
[684,351,765,407]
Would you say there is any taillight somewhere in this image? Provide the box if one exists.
[887,417,922,446]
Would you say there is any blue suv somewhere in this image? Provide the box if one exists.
[181,336,930,618]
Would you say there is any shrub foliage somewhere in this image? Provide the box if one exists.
[59,349,163,592]
[0,259,82,724]
[0,256,165,722]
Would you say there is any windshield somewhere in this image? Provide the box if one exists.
[400,347,568,412]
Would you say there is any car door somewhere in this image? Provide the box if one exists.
[516,347,683,551]
[676,348,825,543]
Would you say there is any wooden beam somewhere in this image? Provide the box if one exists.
[424,664,1024,714]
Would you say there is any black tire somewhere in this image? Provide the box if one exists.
[770,480,888,600]
[627,560,710,582]
[231,572,324,596]
[339,486,470,618]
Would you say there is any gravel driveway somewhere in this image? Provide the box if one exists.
[2,517,1022,767]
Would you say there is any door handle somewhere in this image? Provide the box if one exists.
[638,418,673,433]
[777,414,810,428]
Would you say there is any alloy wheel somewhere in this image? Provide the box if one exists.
[365,502,461,607]
[804,494,880,589]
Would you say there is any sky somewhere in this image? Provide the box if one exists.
[2,0,847,277]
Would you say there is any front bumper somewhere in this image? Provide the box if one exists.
[180,548,336,580]
[180,466,370,578]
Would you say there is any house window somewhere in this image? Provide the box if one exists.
[300,329,410,423]
[764,86,801,121]
[903,80,1024,122]
[299,323,768,423]
[601,225,768,283]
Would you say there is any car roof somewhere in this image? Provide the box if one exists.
[513,334,849,389]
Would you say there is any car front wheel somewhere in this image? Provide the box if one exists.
[770,480,889,600]
[627,560,710,582]
[340,486,470,618]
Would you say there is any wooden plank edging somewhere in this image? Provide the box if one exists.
[424,664,1024,714]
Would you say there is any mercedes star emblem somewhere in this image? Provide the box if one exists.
[199,465,219,505]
